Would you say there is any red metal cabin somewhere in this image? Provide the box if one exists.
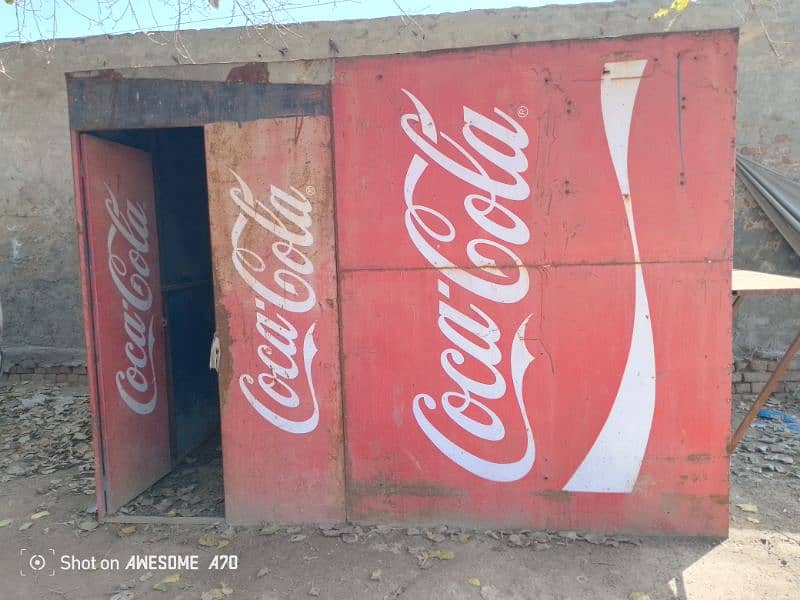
[69,29,738,535]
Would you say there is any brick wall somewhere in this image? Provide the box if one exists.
[1,359,87,384]
[732,356,800,407]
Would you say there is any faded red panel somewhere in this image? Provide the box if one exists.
[339,262,730,534]
[205,117,344,524]
[78,135,171,513]
[333,31,737,535]
[333,31,738,271]
[70,132,107,516]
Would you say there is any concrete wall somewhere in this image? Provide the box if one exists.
[0,0,797,368]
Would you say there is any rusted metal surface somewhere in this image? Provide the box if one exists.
[66,78,328,131]
[76,135,171,514]
[205,116,344,524]
[226,62,270,84]
[70,132,108,517]
[332,31,738,534]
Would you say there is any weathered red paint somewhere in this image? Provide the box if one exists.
[76,135,171,514]
[70,132,108,517]
[70,30,738,535]
[205,117,345,524]
[332,31,737,534]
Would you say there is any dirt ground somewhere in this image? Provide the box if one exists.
[1,382,799,600]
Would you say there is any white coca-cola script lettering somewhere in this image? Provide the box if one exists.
[227,170,320,434]
[400,59,656,491]
[400,90,537,482]
[104,184,158,415]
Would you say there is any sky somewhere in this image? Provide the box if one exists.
[1,0,608,42]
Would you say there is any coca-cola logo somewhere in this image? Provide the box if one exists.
[104,184,158,415]
[400,59,656,491]
[400,90,536,483]
[227,170,320,434]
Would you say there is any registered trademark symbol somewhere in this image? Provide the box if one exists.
[305,185,316,197]
[516,105,529,119]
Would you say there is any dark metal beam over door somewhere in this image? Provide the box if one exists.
[66,76,329,131]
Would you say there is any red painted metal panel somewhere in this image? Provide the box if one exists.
[332,31,737,534]
[205,117,345,524]
[78,135,171,514]
[70,132,108,516]
[333,33,737,272]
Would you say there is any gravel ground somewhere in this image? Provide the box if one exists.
[1,381,799,600]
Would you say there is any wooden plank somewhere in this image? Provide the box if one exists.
[78,135,172,514]
[101,515,223,525]
[732,269,800,294]
[332,31,737,535]
[205,116,345,524]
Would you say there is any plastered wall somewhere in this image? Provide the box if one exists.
[0,0,797,367]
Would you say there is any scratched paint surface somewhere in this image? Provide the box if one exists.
[78,135,171,514]
[333,31,737,534]
[205,117,345,524]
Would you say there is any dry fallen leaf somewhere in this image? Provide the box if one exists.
[152,573,180,592]
[0,518,12,528]
[120,526,136,535]
[79,520,98,531]
[30,511,50,520]
[468,577,481,587]
[428,549,455,560]
[201,585,233,600]
[746,516,761,524]
[425,531,446,543]
[259,524,281,536]
[736,503,758,513]
[199,534,229,549]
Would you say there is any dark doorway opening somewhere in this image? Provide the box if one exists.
[91,127,223,518]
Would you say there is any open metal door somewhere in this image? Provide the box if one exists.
[67,72,342,523]
[75,134,171,515]
[204,114,345,524]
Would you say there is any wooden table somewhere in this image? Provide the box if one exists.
[729,269,800,451]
